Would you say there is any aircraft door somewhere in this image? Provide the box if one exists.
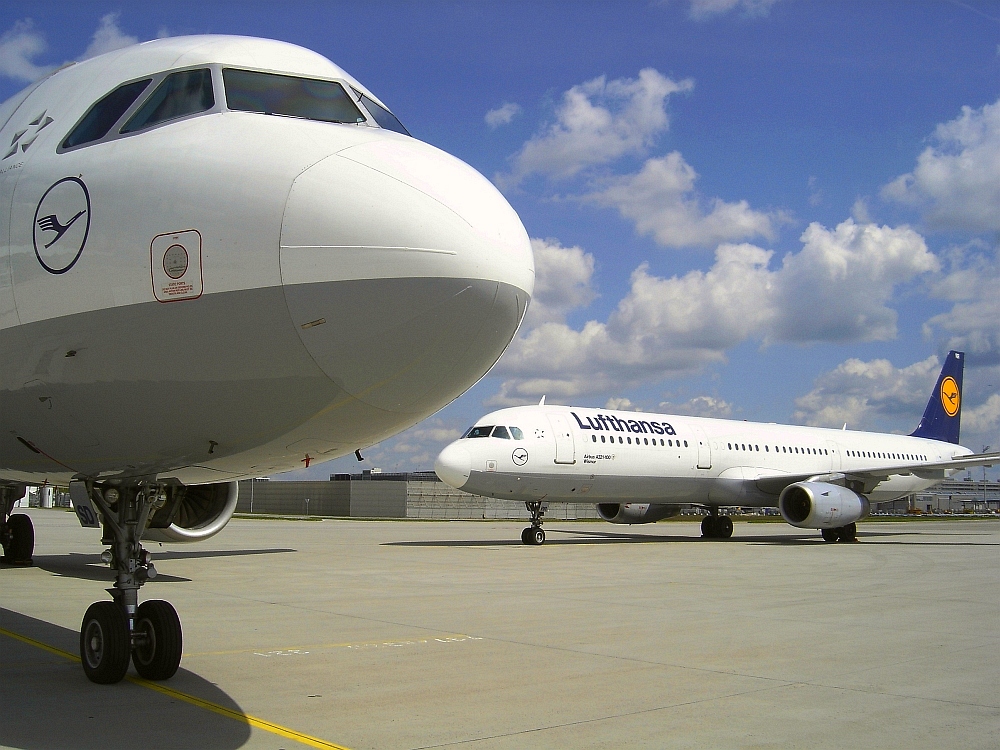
[547,413,576,464]
[826,440,842,471]
[695,427,712,469]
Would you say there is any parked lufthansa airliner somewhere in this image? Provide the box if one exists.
[0,36,533,684]
[436,352,997,545]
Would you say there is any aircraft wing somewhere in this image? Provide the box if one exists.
[752,451,1000,497]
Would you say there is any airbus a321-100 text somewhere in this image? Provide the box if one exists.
[436,351,998,545]
[0,36,533,684]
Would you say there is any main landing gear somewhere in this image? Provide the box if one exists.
[0,485,32,565]
[80,482,182,684]
[821,523,857,543]
[701,509,733,539]
[520,501,546,545]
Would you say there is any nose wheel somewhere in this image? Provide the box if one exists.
[79,482,183,684]
[821,523,857,543]
[521,501,546,545]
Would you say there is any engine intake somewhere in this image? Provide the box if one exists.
[597,503,681,524]
[144,482,239,543]
[778,481,870,529]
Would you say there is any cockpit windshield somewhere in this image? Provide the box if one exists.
[464,426,494,438]
[223,69,366,124]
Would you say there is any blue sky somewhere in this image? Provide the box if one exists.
[4,1,1000,478]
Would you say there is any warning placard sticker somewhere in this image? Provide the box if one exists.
[151,229,203,302]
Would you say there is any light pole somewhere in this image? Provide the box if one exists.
[983,446,991,512]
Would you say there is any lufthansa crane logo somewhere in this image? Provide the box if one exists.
[32,176,91,274]
[512,447,528,466]
[940,376,960,417]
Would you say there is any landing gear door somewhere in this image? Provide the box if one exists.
[696,427,712,469]
[547,413,576,465]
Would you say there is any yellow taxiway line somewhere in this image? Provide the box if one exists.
[0,625,351,750]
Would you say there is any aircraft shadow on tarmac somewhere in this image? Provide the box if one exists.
[0,608,252,750]
[386,527,1000,547]
[0,548,296,583]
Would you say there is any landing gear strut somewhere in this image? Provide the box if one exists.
[701,509,733,539]
[521,501,546,545]
[0,485,32,564]
[821,523,857,543]
[80,482,182,684]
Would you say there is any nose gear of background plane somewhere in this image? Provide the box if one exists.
[79,481,183,684]
[521,501,546,545]
[0,485,32,564]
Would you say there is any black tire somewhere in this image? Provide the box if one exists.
[520,527,531,545]
[821,528,839,543]
[132,600,182,680]
[80,601,130,684]
[4,514,33,564]
[718,516,734,539]
[839,523,857,543]
[531,527,545,545]
[701,516,716,538]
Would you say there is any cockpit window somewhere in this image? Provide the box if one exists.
[464,426,494,438]
[510,427,524,440]
[353,89,410,136]
[62,78,152,149]
[121,69,214,134]
[223,69,365,125]
[491,426,511,439]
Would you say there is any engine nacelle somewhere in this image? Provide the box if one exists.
[597,503,681,524]
[778,481,870,529]
[144,482,239,543]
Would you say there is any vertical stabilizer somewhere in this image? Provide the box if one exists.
[910,351,964,444]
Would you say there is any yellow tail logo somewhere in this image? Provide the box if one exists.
[940,376,960,417]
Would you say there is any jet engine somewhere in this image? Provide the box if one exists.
[144,482,239,543]
[597,503,682,524]
[778,481,870,529]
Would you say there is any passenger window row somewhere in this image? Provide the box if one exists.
[847,449,926,461]
[590,434,689,448]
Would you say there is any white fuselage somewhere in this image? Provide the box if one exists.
[435,405,972,507]
[0,36,534,486]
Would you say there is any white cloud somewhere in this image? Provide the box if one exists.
[0,19,51,82]
[658,395,735,418]
[500,68,693,186]
[687,0,781,19]
[81,13,138,60]
[882,98,1000,232]
[585,152,786,248]
[489,219,936,403]
[963,393,1000,436]
[605,397,642,411]
[792,355,942,431]
[523,238,596,327]
[924,246,1000,364]
[485,102,521,129]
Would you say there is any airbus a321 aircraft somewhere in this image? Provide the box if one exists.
[436,351,998,544]
[0,36,533,683]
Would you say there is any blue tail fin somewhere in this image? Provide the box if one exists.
[910,350,964,444]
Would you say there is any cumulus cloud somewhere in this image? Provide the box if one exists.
[687,0,782,19]
[924,245,1000,364]
[882,98,1000,232]
[585,152,786,248]
[0,19,51,82]
[523,238,597,327]
[605,397,641,411]
[81,13,138,60]
[485,102,521,129]
[792,355,942,431]
[658,395,735,418]
[489,219,937,404]
[500,68,693,187]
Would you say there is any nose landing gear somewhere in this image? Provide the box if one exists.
[821,523,857,543]
[521,501,546,545]
[0,485,32,565]
[80,482,182,684]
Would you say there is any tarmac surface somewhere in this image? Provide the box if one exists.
[1,508,999,749]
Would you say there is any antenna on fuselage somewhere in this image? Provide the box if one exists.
[538,395,546,406]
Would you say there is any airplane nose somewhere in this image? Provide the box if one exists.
[279,136,533,434]
[435,442,471,490]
